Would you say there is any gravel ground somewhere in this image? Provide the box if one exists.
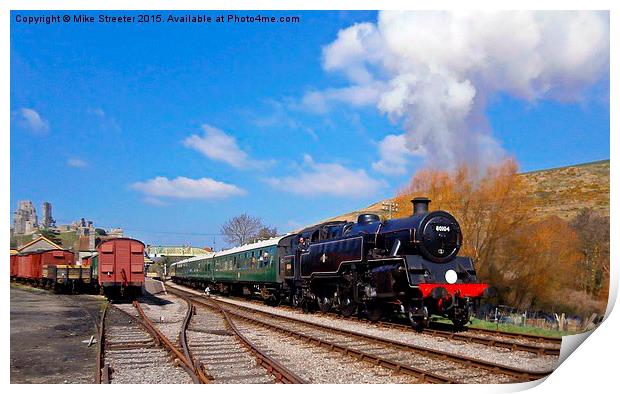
[188,304,275,383]
[233,316,419,384]
[225,305,513,383]
[136,293,188,346]
[104,306,193,384]
[205,293,559,373]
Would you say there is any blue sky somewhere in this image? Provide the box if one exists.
[10,11,609,248]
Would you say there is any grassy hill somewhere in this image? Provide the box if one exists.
[521,160,609,220]
[321,159,609,226]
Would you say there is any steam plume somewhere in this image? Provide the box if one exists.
[322,11,609,169]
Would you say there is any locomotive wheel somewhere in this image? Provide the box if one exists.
[365,303,383,323]
[265,294,281,307]
[451,318,468,331]
[301,298,314,313]
[317,296,332,313]
[407,305,429,332]
[292,293,301,308]
[410,318,425,332]
[338,297,356,317]
[450,301,471,331]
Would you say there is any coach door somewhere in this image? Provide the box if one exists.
[130,242,145,283]
[99,243,114,283]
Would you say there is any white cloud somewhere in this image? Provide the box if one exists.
[130,176,245,200]
[298,83,384,114]
[319,11,609,169]
[67,158,87,168]
[15,108,49,133]
[253,100,320,141]
[266,155,383,197]
[143,196,168,206]
[372,134,424,175]
[183,124,270,169]
[88,107,105,117]
[87,107,121,132]
[322,22,384,84]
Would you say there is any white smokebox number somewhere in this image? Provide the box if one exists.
[445,270,458,284]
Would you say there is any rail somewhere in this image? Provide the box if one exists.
[251,296,561,355]
[95,302,109,384]
[169,287,553,383]
[131,301,209,384]
[179,301,213,382]
[169,289,307,383]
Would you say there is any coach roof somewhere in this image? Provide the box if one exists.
[213,236,287,258]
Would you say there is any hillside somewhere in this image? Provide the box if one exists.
[521,160,609,220]
[322,159,609,225]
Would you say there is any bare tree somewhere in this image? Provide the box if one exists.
[220,214,265,246]
[570,208,610,297]
[250,226,278,243]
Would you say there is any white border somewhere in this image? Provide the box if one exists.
[3,1,616,393]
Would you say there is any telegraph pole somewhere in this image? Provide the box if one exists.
[381,201,399,219]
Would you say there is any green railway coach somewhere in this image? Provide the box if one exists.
[171,236,286,303]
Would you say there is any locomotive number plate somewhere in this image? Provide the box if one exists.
[435,225,450,232]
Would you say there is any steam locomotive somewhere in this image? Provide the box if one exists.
[172,197,489,330]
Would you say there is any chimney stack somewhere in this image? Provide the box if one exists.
[411,197,431,215]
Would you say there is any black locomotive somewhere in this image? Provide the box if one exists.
[172,197,489,330]
[281,197,488,329]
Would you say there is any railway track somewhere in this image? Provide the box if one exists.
[132,300,208,383]
[177,290,421,383]
[186,296,306,383]
[169,286,552,383]
[327,316,561,356]
[425,322,561,355]
[98,302,197,384]
[202,288,560,356]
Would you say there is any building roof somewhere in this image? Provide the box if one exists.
[17,235,63,253]
[146,245,211,257]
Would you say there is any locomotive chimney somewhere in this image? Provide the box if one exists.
[411,197,431,215]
